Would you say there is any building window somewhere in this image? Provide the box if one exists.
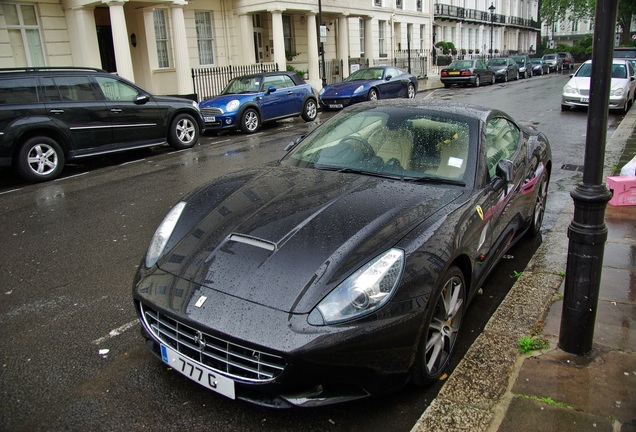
[153,9,171,68]
[374,0,382,7]
[360,18,365,57]
[379,20,386,57]
[195,11,215,65]
[420,25,425,50]
[396,0,403,9]
[417,0,422,12]
[2,3,45,67]
[283,15,295,58]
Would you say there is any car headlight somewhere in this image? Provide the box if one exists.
[610,87,625,97]
[319,88,325,95]
[563,85,578,95]
[353,85,365,94]
[145,202,186,268]
[307,248,404,325]
[226,100,240,112]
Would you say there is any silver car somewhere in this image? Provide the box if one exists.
[561,59,636,113]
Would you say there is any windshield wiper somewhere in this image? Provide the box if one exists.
[404,176,466,186]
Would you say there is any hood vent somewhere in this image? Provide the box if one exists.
[228,233,276,251]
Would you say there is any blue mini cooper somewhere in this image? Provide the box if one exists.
[198,71,318,134]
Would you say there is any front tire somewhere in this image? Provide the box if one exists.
[527,173,548,238]
[17,136,65,182]
[412,266,465,386]
[474,76,480,87]
[301,99,318,121]
[368,88,379,101]
[240,108,260,133]
[168,113,199,149]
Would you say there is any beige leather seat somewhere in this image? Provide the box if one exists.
[368,128,413,169]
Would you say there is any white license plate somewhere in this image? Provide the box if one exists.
[161,344,235,399]
[329,104,343,109]
[581,98,589,103]
[204,116,215,122]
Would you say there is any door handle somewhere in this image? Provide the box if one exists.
[111,108,122,113]
[49,109,64,114]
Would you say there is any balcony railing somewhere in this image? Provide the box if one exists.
[434,3,538,29]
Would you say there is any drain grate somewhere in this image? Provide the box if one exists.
[561,164,584,172]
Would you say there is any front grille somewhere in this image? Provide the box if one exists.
[140,304,286,383]
[579,89,589,96]
[200,107,223,116]
[324,98,350,106]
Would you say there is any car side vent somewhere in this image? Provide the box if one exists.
[228,234,276,251]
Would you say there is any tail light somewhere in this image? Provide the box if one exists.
[460,71,472,76]
[441,71,449,77]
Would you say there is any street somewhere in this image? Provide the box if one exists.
[0,71,625,431]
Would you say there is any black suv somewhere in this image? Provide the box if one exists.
[0,67,205,182]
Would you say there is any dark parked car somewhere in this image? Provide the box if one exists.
[440,59,495,87]
[558,52,575,70]
[319,66,417,109]
[530,58,550,75]
[541,53,563,72]
[512,55,533,78]
[0,67,204,182]
[486,58,520,82]
[198,71,318,134]
[133,99,552,408]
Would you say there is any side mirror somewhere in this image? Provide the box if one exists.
[135,94,150,105]
[267,86,277,94]
[493,159,514,190]
[385,75,392,80]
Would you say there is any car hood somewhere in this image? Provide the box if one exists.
[321,81,371,97]
[155,166,464,314]
[565,76,629,93]
[199,93,256,108]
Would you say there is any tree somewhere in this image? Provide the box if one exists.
[617,0,636,46]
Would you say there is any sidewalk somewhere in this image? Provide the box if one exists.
[412,78,636,431]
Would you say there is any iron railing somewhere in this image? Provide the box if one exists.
[192,62,279,101]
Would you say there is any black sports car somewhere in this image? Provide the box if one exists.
[133,100,552,408]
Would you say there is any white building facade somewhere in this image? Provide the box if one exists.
[0,0,436,96]
[433,0,540,56]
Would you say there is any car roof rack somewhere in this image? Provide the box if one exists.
[0,66,107,73]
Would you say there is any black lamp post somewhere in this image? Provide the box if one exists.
[489,3,495,59]
[318,0,326,87]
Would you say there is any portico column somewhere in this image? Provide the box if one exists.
[306,12,321,90]
[337,15,350,78]
[270,9,286,71]
[169,2,193,95]
[70,7,101,68]
[104,0,134,82]
[364,18,374,66]
[239,14,255,64]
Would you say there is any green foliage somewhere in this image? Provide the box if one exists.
[286,64,307,79]
[435,41,456,55]
[518,394,573,409]
[519,336,550,353]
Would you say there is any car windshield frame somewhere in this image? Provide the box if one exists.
[344,68,386,81]
[448,61,475,69]
[487,59,507,67]
[222,75,263,94]
[281,105,477,187]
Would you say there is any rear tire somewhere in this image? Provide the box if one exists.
[168,113,199,149]
[17,136,65,182]
[407,83,416,98]
[412,266,465,386]
[301,99,318,122]
[527,173,548,238]
[474,76,480,87]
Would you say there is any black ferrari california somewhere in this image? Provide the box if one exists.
[133,100,552,408]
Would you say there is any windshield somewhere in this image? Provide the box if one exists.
[487,59,507,66]
[543,54,557,60]
[512,57,525,65]
[222,76,262,94]
[575,63,592,77]
[531,59,542,64]
[345,68,385,81]
[282,107,472,183]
